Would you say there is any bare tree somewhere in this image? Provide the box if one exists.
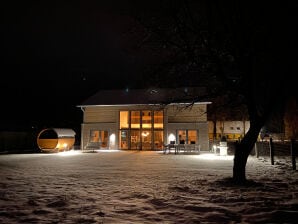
[124,0,297,183]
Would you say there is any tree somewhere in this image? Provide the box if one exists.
[284,97,298,140]
[125,0,297,183]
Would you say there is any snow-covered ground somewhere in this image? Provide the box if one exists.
[0,150,297,223]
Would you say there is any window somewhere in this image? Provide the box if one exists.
[90,130,109,148]
[154,110,163,128]
[142,110,152,128]
[119,110,164,150]
[131,111,141,128]
[178,129,197,144]
[188,130,197,144]
[120,111,129,128]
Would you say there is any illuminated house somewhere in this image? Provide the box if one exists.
[77,87,211,151]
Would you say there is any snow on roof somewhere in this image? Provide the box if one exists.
[77,87,208,107]
[52,128,76,138]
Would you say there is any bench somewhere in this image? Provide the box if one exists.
[163,144,200,154]
[84,142,101,152]
[163,144,176,154]
[184,144,200,154]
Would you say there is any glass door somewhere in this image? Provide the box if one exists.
[141,130,152,150]
[130,130,140,150]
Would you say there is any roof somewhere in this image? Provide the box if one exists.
[77,87,209,107]
[53,128,76,138]
[38,128,76,138]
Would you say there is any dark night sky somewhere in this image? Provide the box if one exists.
[1,1,151,130]
[1,1,297,131]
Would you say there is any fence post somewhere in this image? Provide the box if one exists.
[291,139,296,170]
[254,142,259,158]
[269,138,274,165]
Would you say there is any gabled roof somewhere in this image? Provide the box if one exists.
[77,87,209,107]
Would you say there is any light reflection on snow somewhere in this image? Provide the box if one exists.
[94,149,120,153]
[57,150,82,156]
[196,153,234,160]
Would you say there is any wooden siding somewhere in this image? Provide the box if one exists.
[167,104,207,123]
[84,107,118,123]
[83,105,169,123]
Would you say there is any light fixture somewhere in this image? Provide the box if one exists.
[142,131,149,137]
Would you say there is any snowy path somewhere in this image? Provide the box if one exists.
[0,150,297,223]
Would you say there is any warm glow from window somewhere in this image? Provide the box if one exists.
[188,130,197,144]
[119,110,164,149]
[131,111,140,128]
[142,110,152,128]
[120,111,129,128]
[154,111,163,128]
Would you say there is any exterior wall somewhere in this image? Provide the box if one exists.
[81,104,209,150]
[166,104,209,150]
[167,104,207,123]
[81,122,118,150]
[82,105,162,150]
[83,106,119,123]
[167,122,209,150]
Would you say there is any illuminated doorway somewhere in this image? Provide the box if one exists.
[119,110,164,150]
[141,130,152,150]
[178,130,198,144]
[130,130,140,149]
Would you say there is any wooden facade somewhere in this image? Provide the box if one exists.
[81,104,209,150]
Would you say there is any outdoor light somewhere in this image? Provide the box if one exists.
[109,133,116,149]
[168,133,176,143]
[110,133,116,142]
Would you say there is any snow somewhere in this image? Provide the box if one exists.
[0,150,298,223]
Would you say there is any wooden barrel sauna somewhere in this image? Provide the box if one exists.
[37,128,76,153]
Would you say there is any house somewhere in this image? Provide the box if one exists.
[208,120,250,142]
[77,87,211,151]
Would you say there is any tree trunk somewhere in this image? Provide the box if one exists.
[233,121,263,184]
